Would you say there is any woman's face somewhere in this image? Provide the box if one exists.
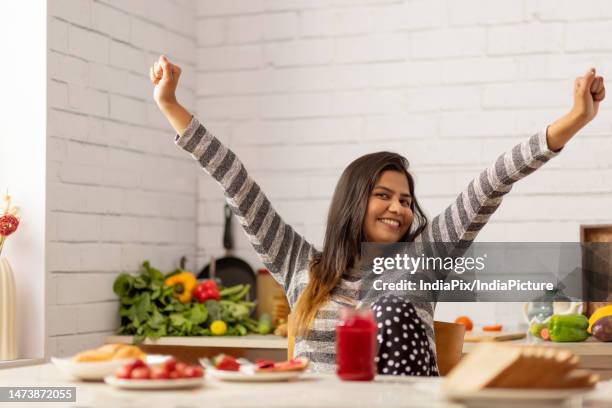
[363,170,413,243]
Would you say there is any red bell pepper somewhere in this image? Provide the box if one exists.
[193,279,221,303]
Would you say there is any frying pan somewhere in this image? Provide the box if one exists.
[198,204,257,301]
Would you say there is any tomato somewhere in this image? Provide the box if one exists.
[150,366,170,380]
[454,316,473,331]
[169,370,181,379]
[115,365,132,379]
[131,367,151,380]
[183,366,204,378]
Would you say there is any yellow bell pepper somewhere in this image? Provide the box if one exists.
[164,271,197,303]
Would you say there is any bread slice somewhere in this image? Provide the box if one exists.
[73,344,145,362]
[444,344,597,391]
[444,344,523,392]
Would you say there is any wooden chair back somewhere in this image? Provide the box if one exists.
[433,321,465,375]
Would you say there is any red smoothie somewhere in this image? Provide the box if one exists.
[336,308,377,381]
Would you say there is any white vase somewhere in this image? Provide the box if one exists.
[0,258,17,360]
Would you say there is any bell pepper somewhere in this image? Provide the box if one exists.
[164,271,197,303]
[547,314,589,342]
[193,280,221,303]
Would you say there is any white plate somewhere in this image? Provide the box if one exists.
[51,354,171,381]
[200,358,304,382]
[104,375,204,390]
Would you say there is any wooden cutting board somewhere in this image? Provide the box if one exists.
[464,331,526,342]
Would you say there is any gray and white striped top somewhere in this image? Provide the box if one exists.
[176,116,560,373]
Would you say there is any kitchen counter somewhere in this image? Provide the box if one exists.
[0,364,612,408]
[107,334,612,379]
[2,363,612,407]
[0,363,457,408]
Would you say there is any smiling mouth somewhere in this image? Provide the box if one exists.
[377,218,401,229]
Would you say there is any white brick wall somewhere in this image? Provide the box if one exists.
[43,1,612,354]
[47,0,197,357]
[194,0,612,328]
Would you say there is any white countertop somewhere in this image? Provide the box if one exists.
[2,363,612,408]
[0,363,455,408]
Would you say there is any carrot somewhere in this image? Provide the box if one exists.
[482,324,503,332]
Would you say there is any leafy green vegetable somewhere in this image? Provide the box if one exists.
[113,261,263,343]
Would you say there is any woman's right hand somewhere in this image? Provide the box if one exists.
[149,55,192,135]
[150,55,181,109]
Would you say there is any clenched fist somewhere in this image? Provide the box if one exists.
[149,55,191,135]
[546,68,606,151]
[150,55,182,108]
[572,68,605,126]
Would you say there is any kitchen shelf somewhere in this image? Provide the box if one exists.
[462,337,612,356]
[106,334,288,350]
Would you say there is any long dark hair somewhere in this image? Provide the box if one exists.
[293,152,428,335]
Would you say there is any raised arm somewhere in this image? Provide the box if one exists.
[418,68,606,246]
[150,56,316,292]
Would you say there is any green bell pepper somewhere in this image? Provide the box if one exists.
[547,314,589,342]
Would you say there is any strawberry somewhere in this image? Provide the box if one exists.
[213,354,240,371]
[131,366,151,380]
[115,364,132,379]
[184,365,204,378]
[150,366,170,380]
[162,356,177,372]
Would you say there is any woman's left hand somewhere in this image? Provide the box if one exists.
[547,68,606,151]
[571,68,606,126]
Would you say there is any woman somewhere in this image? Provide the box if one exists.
[150,56,605,375]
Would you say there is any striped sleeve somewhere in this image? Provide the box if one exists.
[418,127,560,245]
[175,117,315,292]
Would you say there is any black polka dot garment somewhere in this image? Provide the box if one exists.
[372,295,439,376]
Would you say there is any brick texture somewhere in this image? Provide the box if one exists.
[47,0,197,356]
[193,0,612,327]
[45,0,612,349]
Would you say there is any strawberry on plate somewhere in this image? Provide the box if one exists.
[212,354,241,372]
[113,357,204,381]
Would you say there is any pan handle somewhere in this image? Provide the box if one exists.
[223,203,233,252]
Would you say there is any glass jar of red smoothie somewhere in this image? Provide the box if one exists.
[336,307,377,381]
